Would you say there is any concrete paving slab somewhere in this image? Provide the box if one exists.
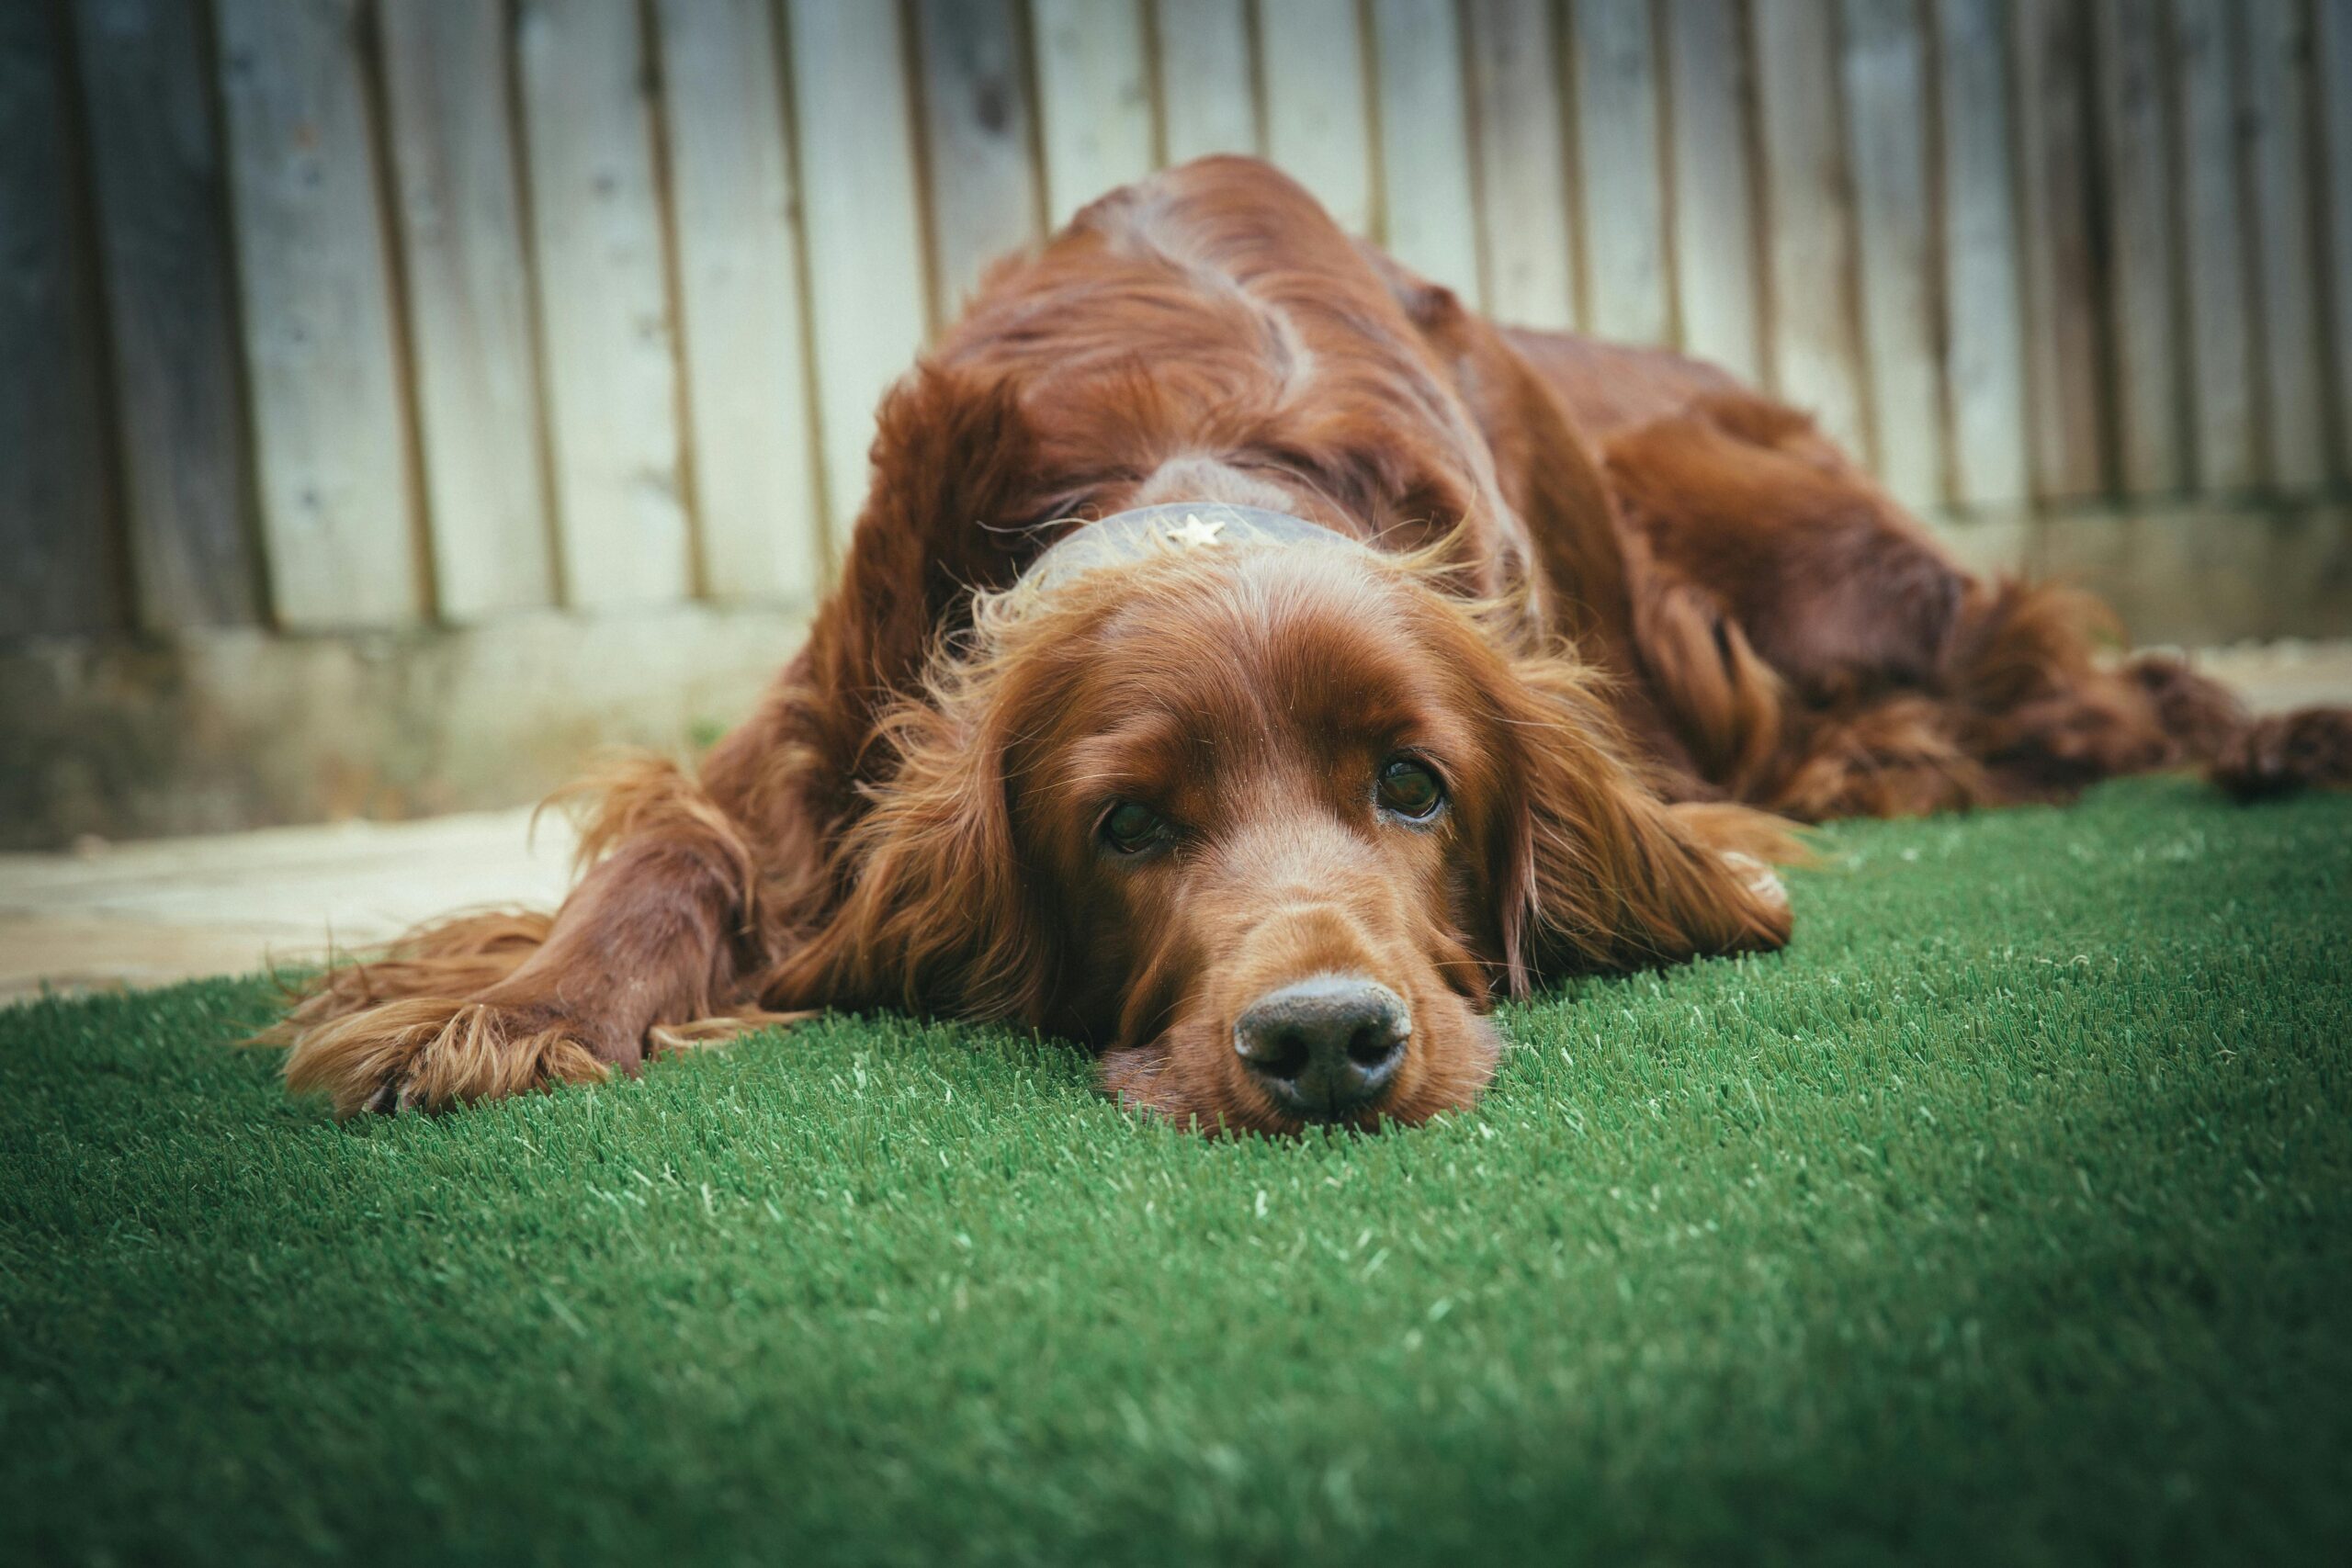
[0,808,576,1002]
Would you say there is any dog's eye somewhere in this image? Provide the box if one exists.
[1100,800,1168,854]
[1376,757,1444,819]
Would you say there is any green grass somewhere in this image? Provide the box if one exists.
[4,777,2349,1566]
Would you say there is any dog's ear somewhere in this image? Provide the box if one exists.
[1480,649,1794,992]
[772,686,1053,1021]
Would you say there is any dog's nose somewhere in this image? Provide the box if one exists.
[1234,976,1409,1120]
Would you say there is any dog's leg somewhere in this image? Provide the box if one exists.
[2132,654,2352,798]
[271,362,1060,1114]
[1949,586,2352,801]
[275,756,773,1116]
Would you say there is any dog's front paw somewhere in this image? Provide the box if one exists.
[285,998,610,1118]
[361,1073,418,1116]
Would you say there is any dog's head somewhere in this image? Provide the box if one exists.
[782,525,1792,1134]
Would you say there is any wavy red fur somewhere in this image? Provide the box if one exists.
[271,158,2345,1131]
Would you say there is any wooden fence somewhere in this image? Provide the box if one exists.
[6,0,2352,648]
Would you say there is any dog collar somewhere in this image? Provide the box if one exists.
[1017,502,1365,593]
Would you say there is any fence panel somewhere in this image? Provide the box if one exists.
[379,0,553,621]
[1368,0,1482,302]
[2322,0,2352,484]
[1464,0,1577,328]
[1,0,118,640]
[2011,0,2108,502]
[1662,0,1763,383]
[514,0,688,611]
[216,0,420,629]
[74,0,259,631]
[1256,0,1374,235]
[1936,0,2031,510]
[2169,0,2257,493]
[2094,0,2187,496]
[2243,0,2328,494]
[1030,0,1154,228]
[1152,0,1260,164]
[655,0,823,606]
[1752,0,1871,455]
[786,0,930,555]
[1570,0,1671,345]
[915,0,1046,326]
[1838,0,1942,506]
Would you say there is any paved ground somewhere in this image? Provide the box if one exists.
[0,808,576,1001]
[4,640,2347,1004]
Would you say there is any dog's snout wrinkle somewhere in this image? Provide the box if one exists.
[1233,896,1379,952]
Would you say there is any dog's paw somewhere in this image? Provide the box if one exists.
[1721,850,1790,914]
[285,997,610,1118]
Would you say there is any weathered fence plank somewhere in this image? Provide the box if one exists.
[1367,0,1481,301]
[2322,0,2352,481]
[914,0,1043,322]
[1152,0,1259,164]
[1936,0,2030,508]
[2092,0,2184,495]
[1571,0,1671,344]
[216,0,421,629]
[514,0,689,611]
[1,0,119,638]
[656,0,824,605]
[2010,0,2108,501]
[1662,0,1762,382]
[2241,0,2327,493]
[1031,0,1154,227]
[1464,0,1577,327]
[1838,0,1940,506]
[1751,0,1870,454]
[1256,0,1374,235]
[2167,0,2256,492]
[785,0,932,554]
[379,0,553,621]
[72,0,258,631]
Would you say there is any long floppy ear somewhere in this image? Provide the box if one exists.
[763,688,1053,1021]
[1488,649,1795,993]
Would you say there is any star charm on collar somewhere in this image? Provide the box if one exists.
[1165,513,1226,551]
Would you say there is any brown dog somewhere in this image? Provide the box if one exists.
[273,157,2350,1134]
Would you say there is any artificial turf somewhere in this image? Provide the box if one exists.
[3,775,2348,1566]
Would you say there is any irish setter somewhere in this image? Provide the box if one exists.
[274,157,2349,1133]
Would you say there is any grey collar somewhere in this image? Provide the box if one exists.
[1017,502,1366,593]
